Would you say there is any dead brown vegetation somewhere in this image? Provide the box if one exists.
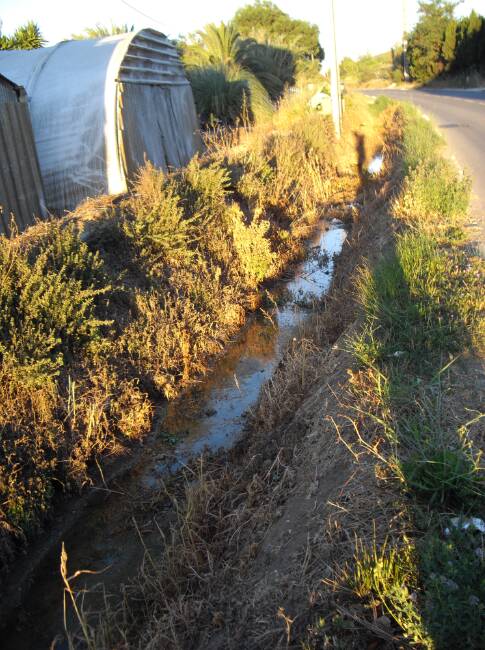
[0,92,383,588]
[61,104,401,649]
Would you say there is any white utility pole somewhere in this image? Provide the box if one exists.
[329,0,342,138]
[402,0,409,80]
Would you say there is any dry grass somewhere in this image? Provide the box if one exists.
[1,91,382,583]
[71,218,397,650]
[60,102,401,648]
[59,98,485,649]
[253,338,326,434]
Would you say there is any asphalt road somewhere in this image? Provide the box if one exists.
[363,87,485,252]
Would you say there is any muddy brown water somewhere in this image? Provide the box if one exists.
[3,219,347,649]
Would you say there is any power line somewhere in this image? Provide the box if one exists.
[119,0,168,30]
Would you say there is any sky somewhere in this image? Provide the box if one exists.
[1,0,484,62]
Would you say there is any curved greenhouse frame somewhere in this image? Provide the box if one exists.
[0,29,201,211]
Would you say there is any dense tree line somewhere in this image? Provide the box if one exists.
[408,1,485,83]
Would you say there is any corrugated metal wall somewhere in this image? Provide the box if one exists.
[0,74,46,236]
[117,30,202,182]
[119,82,200,178]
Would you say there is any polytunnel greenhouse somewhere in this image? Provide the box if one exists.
[0,29,201,212]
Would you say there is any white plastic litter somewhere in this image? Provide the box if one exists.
[445,517,485,536]
[367,154,384,175]
[308,90,332,115]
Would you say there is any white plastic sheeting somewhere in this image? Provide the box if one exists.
[0,30,201,212]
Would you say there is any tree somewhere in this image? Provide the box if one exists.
[442,19,457,70]
[407,0,458,82]
[340,57,359,80]
[181,22,273,124]
[182,22,241,68]
[339,52,394,85]
[454,11,485,71]
[461,11,483,68]
[182,20,298,104]
[181,7,324,124]
[238,39,295,100]
[71,23,134,40]
[233,1,323,62]
[0,21,45,50]
[185,66,248,126]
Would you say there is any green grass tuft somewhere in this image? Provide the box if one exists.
[400,103,443,172]
[402,446,483,507]
[353,231,483,372]
[347,539,431,646]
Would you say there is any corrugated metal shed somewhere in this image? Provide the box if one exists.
[0,30,202,213]
[0,73,46,235]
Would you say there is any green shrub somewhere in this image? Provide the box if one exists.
[231,209,275,285]
[178,156,231,224]
[124,156,277,292]
[420,525,485,649]
[121,260,244,399]
[0,224,110,387]
[123,165,197,272]
[0,223,114,538]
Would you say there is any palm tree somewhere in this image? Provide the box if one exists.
[182,22,242,69]
[239,39,295,101]
[182,22,273,124]
[0,21,45,50]
[71,23,134,40]
[187,66,249,126]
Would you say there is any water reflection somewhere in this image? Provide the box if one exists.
[146,219,347,482]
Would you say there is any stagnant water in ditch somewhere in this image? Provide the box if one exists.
[3,219,347,649]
